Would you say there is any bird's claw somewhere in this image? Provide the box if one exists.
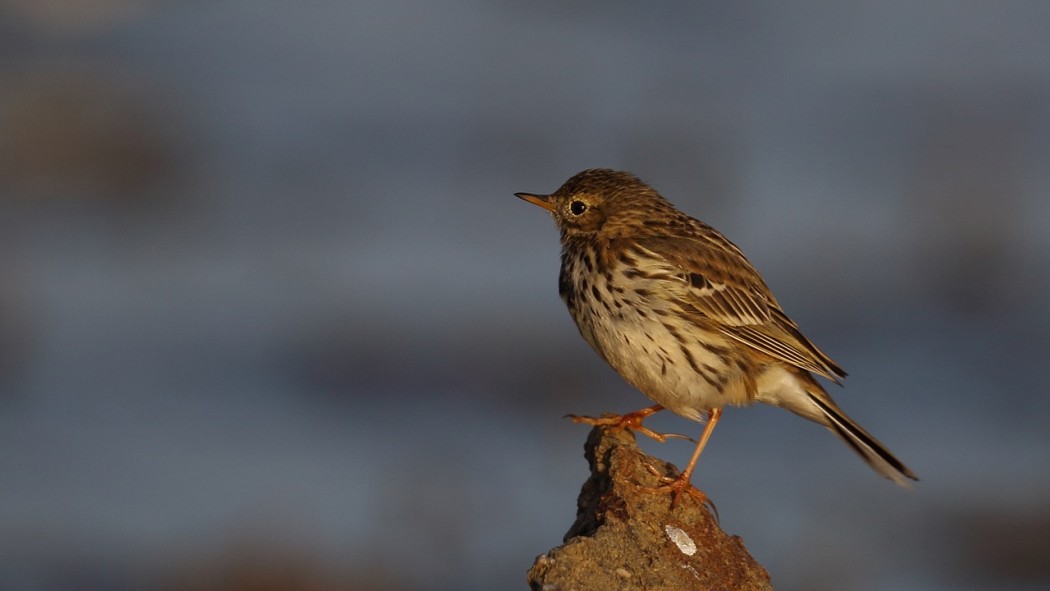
[640,461,719,519]
[567,406,692,443]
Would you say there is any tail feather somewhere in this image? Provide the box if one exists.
[808,392,919,486]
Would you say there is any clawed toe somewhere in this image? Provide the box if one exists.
[641,428,695,444]
[567,405,692,443]
[640,462,718,517]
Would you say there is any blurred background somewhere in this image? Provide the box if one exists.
[1,1,1048,590]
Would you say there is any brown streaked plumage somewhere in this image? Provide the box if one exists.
[517,168,917,506]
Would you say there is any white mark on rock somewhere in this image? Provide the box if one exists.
[665,524,697,556]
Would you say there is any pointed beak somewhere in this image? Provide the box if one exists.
[515,192,555,212]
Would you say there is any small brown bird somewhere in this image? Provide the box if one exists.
[517,168,917,505]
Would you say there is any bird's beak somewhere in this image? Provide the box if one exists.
[515,192,555,212]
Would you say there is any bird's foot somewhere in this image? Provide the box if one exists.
[567,405,693,443]
[641,462,719,518]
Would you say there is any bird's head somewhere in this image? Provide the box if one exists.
[516,168,670,239]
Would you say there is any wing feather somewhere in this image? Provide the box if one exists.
[633,235,846,382]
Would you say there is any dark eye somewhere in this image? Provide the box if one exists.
[569,200,587,215]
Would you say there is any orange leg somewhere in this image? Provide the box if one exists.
[568,405,692,443]
[643,408,723,508]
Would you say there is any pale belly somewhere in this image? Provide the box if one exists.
[573,300,752,422]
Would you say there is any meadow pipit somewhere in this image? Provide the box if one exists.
[517,168,917,506]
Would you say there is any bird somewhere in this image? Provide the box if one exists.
[516,168,917,506]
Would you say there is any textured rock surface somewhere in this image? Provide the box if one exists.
[527,424,773,590]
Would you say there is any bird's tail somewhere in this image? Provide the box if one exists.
[806,391,918,486]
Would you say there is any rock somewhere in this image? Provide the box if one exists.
[527,424,773,590]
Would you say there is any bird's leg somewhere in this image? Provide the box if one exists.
[641,407,723,510]
[568,405,692,443]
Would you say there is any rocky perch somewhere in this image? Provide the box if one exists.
[527,424,773,590]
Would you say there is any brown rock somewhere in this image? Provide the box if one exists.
[527,424,773,590]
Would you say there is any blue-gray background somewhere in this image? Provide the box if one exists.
[1,2,1048,590]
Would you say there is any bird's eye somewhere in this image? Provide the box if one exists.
[569,200,587,215]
